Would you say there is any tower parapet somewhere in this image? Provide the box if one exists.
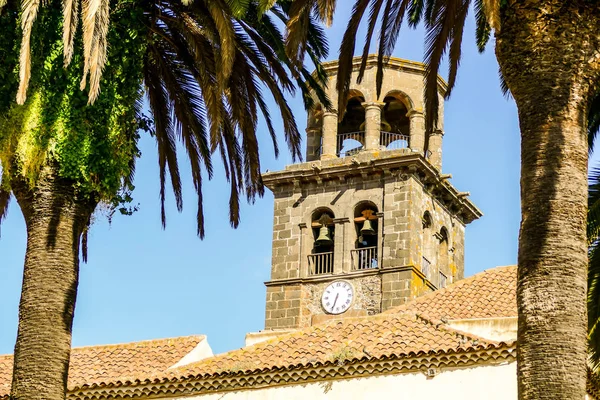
[306,55,447,170]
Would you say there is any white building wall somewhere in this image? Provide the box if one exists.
[168,362,517,400]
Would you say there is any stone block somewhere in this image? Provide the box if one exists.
[278,318,295,327]
[286,308,300,317]
[271,309,286,319]
[278,230,292,239]
[265,319,277,329]
[279,300,291,308]
[285,290,301,300]
[271,292,285,301]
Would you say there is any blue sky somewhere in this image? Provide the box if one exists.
[0,5,576,356]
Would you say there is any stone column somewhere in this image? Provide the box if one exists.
[298,223,307,277]
[362,102,385,150]
[305,127,321,162]
[407,109,425,153]
[428,129,443,170]
[321,111,338,159]
[333,219,348,275]
[376,212,384,269]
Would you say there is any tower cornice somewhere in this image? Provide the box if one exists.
[262,151,482,224]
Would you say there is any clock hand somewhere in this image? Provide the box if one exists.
[332,293,339,309]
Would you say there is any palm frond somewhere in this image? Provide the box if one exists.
[336,0,370,117]
[285,0,311,68]
[589,90,600,154]
[80,0,110,103]
[482,0,499,31]
[589,242,600,373]
[376,0,410,97]
[474,0,491,53]
[258,0,277,14]
[62,0,79,66]
[356,0,383,84]
[589,167,600,240]
[407,0,424,26]
[316,0,335,26]
[446,0,469,96]
[207,0,237,88]
[138,0,314,235]
[16,0,41,104]
[143,46,182,228]
[590,165,600,371]
[256,6,331,110]
[0,188,10,237]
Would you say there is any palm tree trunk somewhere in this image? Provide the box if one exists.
[9,165,96,400]
[496,2,600,399]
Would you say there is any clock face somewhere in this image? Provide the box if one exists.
[321,281,354,314]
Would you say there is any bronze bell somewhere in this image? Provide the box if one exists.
[359,115,392,132]
[360,219,376,236]
[315,225,333,245]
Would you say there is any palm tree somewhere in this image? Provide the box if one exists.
[285,0,600,398]
[586,91,600,373]
[0,0,329,399]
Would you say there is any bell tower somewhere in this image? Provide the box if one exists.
[261,55,481,331]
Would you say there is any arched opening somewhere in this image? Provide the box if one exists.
[381,91,411,150]
[309,208,335,275]
[421,211,433,280]
[337,90,365,157]
[438,227,449,288]
[352,202,379,270]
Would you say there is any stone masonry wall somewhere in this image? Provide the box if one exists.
[266,164,467,329]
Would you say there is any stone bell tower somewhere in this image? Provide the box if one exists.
[261,55,481,331]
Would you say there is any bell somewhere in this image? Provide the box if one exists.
[315,225,333,245]
[360,219,376,236]
[359,115,392,132]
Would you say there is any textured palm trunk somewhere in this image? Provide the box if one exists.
[9,166,96,400]
[496,1,600,399]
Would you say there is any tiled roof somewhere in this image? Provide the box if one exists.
[0,265,518,398]
[0,335,204,398]
[162,311,505,380]
[388,265,517,321]
[160,265,517,380]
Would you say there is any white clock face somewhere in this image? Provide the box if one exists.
[321,281,354,314]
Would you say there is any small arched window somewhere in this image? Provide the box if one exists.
[352,202,379,270]
[337,90,366,157]
[438,227,449,288]
[308,209,335,275]
[381,91,411,150]
[421,212,433,279]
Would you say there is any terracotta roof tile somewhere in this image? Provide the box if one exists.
[0,335,204,397]
[160,265,517,379]
[163,311,503,380]
[387,265,517,321]
[0,266,517,395]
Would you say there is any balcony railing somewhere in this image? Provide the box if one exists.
[337,131,365,157]
[351,246,378,271]
[422,256,431,280]
[380,131,409,150]
[308,252,334,275]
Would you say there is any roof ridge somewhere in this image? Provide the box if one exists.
[0,335,206,358]
[69,334,205,351]
[412,313,500,346]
